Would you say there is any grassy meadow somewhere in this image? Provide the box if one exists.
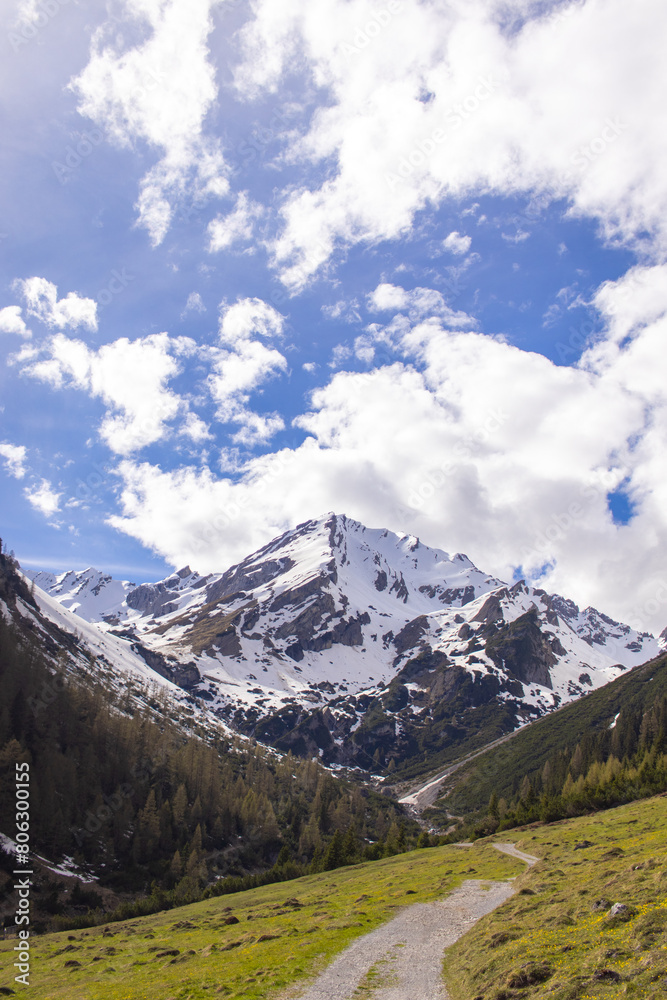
[3,794,666,1000]
[0,841,519,1000]
[445,795,667,1000]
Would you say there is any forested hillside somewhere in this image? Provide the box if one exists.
[0,549,417,930]
[428,648,667,835]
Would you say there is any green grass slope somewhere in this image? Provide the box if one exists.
[445,794,667,1000]
[0,843,519,1000]
[2,796,666,999]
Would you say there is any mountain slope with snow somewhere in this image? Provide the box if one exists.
[25,567,136,623]
[6,564,232,739]
[27,513,663,773]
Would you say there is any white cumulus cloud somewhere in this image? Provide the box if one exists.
[15,277,97,332]
[443,231,472,255]
[25,479,61,518]
[233,0,667,288]
[0,443,28,479]
[208,192,263,252]
[367,282,475,326]
[209,338,288,407]
[21,332,197,455]
[181,292,206,317]
[0,306,31,337]
[71,0,229,246]
[207,298,289,446]
[219,297,286,342]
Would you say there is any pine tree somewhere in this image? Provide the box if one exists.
[570,743,585,778]
[342,824,357,863]
[169,849,183,879]
[172,783,188,828]
[276,844,291,867]
[323,829,345,871]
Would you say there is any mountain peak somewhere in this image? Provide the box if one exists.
[26,512,661,768]
[22,511,665,776]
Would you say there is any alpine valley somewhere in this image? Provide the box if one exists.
[25,512,664,779]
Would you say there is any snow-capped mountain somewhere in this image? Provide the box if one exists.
[25,565,208,624]
[3,566,214,722]
[26,568,137,622]
[27,513,663,771]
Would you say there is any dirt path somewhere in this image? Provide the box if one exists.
[492,842,540,867]
[283,844,540,1000]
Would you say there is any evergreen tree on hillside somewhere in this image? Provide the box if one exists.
[0,548,419,927]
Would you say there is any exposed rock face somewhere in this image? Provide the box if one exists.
[396,649,450,683]
[393,616,429,656]
[274,593,337,641]
[133,642,201,690]
[269,567,337,611]
[206,557,295,604]
[29,511,663,777]
[126,568,207,619]
[544,594,578,620]
[472,593,507,628]
[256,708,336,758]
[419,584,476,605]
[332,612,371,646]
[548,634,568,657]
[428,662,502,707]
[213,626,242,657]
[277,602,371,661]
[90,574,113,596]
[485,609,556,688]
[126,585,180,618]
[389,573,409,603]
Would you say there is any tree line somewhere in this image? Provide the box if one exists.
[470,692,667,837]
[0,547,420,930]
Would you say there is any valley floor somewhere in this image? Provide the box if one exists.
[2,796,666,999]
[0,843,521,1000]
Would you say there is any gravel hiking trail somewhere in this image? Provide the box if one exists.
[282,844,539,1000]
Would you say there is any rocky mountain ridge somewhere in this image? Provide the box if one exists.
[25,513,663,773]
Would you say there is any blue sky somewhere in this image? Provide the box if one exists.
[1,0,667,635]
